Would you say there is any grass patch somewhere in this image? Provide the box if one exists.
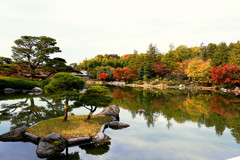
[27,115,111,139]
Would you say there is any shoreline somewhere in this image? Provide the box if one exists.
[86,80,240,94]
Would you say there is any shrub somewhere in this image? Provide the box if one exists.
[0,77,40,90]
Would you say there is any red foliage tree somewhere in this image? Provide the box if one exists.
[98,72,109,81]
[151,62,169,77]
[210,64,240,85]
[113,68,124,81]
[113,67,138,82]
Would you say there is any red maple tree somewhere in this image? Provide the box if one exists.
[98,72,109,81]
[211,64,240,85]
[151,62,169,77]
[113,67,138,82]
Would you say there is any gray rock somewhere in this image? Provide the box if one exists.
[108,121,130,130]
[36,133,67,158]
[97,105,120,120]
[0,125,27,141]
[32,87,43,93]
[4,88,15,94]
[93,133,111,146]
[95,132,105,141]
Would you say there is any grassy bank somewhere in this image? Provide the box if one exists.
[0,77,41,90]
[27,115,111,139]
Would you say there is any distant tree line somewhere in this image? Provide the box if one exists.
[78,42,240,87]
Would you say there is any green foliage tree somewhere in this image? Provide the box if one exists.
[42,57,76,78]
[144,65,152,79]
[146,43,159,55]
[80,85,112,120]
[44,72,85,122]
[200,42,207,61]
[206,43,217,59]
[229,41,240,65]
[211,42,229,66]
[11,36,61,79]
[138,66,144,80]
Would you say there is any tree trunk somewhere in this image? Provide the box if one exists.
[62,99,69,122]
[87,106,97,120]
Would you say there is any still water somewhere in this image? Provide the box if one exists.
[0,87,240,160]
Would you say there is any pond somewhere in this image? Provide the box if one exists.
[0,87,240,160]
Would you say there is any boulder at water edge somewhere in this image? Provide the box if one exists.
[108,121,130,130]
[36,133,67,158]
[32,87,43,93]
[97,105,120,120]
[0,125,27,141]
[4,88,15,94]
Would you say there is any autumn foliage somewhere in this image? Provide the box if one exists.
[151,62,169,77]
[98,73,109,80]
[186,58,212,83]
[210,64,240,85]
[113,67,138,82]
[210,96,238,118]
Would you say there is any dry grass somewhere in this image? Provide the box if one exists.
[27,115,111,139]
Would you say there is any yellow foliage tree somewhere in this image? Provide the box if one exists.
[185,58,212,83]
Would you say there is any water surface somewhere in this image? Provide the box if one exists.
[0,87,240,160]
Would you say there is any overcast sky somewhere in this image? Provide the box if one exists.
[0,0,240,64]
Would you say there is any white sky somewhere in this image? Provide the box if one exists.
[0,0,240,64]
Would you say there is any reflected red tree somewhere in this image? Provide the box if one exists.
[210,96,239,118]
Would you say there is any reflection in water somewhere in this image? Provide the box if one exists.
[1,87,240,160]
[0,95,78,129]
[111,87,240,143]
[79,142,110,155]
[47,151,80,160]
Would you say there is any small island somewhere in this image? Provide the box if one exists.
[0,104,129,158]
[27,115,111,139]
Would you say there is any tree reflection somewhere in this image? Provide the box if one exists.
[0,95,75,129]
[79,142,110,155]
[111,87,240,143]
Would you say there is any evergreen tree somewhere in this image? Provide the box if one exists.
[144,65,152,79]
[200,42,207,61]
[146,43,159,55]
[206,43,217,59]
[138,66,144,80]
[211,42,229,66]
